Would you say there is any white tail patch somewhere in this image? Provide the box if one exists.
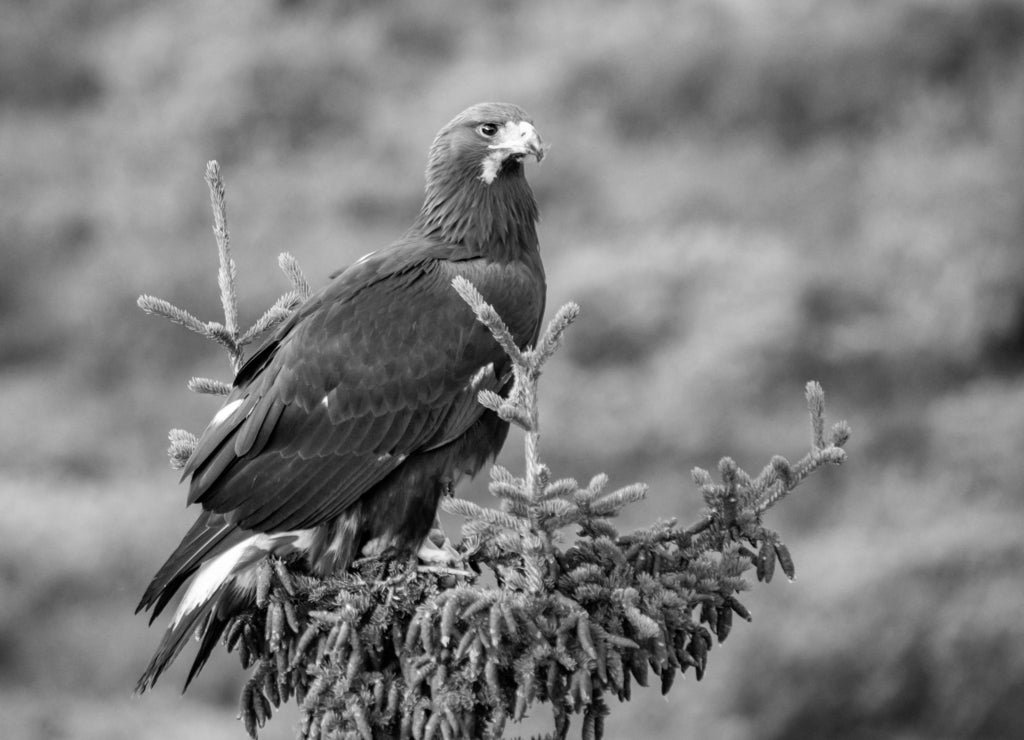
[211,398,244,426]
[171,538,250,626]
[170,529,315,627]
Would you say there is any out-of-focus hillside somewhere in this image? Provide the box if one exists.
[3,1,1024,738]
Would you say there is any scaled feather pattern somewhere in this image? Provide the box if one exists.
[136,103,548,692]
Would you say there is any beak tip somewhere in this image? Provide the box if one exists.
[531,140,548,163]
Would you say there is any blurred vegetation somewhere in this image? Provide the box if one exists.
[3,0,1024,738]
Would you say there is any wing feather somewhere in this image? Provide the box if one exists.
[234,394,284,457]
[180,396,251,481]
[276,405,338,458]
[241,451,397,531]
[265,455,394,531]
[188,436,242,504]
[373,406,419,454]
[354,411,407,453]
[220,454,327,528]
[247,398,286,458]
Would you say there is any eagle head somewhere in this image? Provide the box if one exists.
[419,102,546,250]
[426,102,547,188]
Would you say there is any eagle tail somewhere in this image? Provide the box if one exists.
[134,583,230,693]
[136,525,315,691]
[135,511,240,621]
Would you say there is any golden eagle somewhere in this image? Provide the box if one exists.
[136,102,547,691]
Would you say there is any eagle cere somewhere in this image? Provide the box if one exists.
[136,102,548,691]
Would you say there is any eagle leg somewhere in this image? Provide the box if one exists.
[416,531,461,565]
[415,511,462,564]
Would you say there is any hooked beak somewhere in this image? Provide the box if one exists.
[489,121,547,163]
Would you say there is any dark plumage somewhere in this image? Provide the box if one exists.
[136,102,547,692]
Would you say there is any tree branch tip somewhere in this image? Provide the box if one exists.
[187,376,233,396]
[804,380,825,406]
[821,447,848,465]
[830,420,852,448]
[450,275,481,305]
[497,402,534,430]
[717,457,738,479]
[278,252,313,298]
[476,389,504,411]
[690,467,713,487]
[555,301,581,322]
[204,159,222,183]
[137,294,173,314]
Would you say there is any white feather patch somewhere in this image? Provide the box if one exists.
[479,151,505,185]
[171,537,252,626]
[211,398,244,426]
[469,362,495,390]
[170,529,315,627]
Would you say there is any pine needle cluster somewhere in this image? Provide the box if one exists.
[139,163,850,740]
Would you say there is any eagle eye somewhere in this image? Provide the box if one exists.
[477,123,500,138]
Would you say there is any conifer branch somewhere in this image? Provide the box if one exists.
[138,161,317,469]
[167,428,197,470]
[452,276,526,367]
[137,295,208,336]
[240,290,305,344]
[187,376,233,396]
[205,161,240,349]
[279,252,313,300]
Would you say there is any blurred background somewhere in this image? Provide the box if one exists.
[3,0,1024,737]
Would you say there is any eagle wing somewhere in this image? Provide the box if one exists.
[179,244,543,534]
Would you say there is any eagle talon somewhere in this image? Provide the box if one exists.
[416,529,462,566]
[415,530,472,579]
